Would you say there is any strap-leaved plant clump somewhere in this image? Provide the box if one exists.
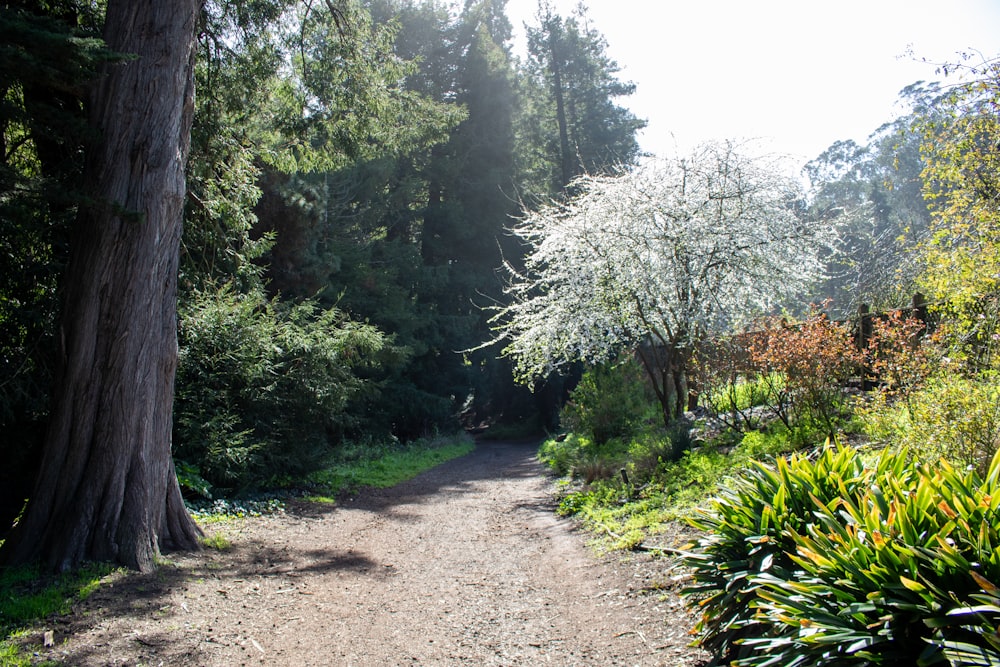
[682,443,1000,666]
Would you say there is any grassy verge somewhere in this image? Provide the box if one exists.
[0,563,120,665]
[187,432,477,519]
[303,432,475,501]
[541,424,810,551]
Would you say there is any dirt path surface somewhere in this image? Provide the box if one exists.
[27,440,709,666]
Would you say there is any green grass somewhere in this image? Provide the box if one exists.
[0,563,117,630]
[303,433,475,501]
[198,533,232,551]
[1,562,120,665]
[185,433,477,516]
[0,632,36,667]
[544,423,808,551]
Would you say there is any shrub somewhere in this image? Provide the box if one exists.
[560,357,654,445]
[682,444,1000,666]
[696,334,786,433]
[174,286,384,495]
[863,309,933,403]
[538,432,594,478]
[538,432,634,485]
[682,443,895,663]
[737,427,794,460]
[625,423,686,481]
[750,310,862,437]
[544,425,803,554]
[707,372,785,415]
[860,373,1000,476]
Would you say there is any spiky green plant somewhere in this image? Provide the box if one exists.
[682,444,1000,667]
[744,453,1000,666]
[682,443,903,662]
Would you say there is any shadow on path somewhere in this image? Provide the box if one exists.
[287,438,546,519]
[17,438,554,666]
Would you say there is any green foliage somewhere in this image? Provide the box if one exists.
[0,636,34,667]
[175,461,212,500]
[476,412,545,440]
[0,2,116,528]
[915,59,1000,318]
[856,308,1000,476]
[682,444,895,663]
[198,533,232,551]
[1,0,655,518]
[254,0,528,438]
[259,0,463,174]
[560,357,653,444]
[697,335,777,432]
[186,497,285,523]
[183,1,288,292]
[538,418,804,551]
[859,372,1000,476]
[186,435,474,509]
[682,444,1000,666]
[543,432,795,553]
[558,478,667,551]
[173,286,385,495]
[521,2,644,191]
[703,371,787,432]
[538,432,591,477]
[0,561,117,664]
[736,428,794,460]
[0,562,117,633]
[707,373,784,414]
[539,416,682,486]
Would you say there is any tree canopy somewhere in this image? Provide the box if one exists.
[490,142,833,422]
[0,0,650,565]
[915,58,1000,312]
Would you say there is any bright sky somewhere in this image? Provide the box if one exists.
[505,0,1000,170]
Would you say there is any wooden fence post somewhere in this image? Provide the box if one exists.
[912,292,928,332]
[856,303,872,352]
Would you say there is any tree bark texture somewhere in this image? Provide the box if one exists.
[0,0,203,572]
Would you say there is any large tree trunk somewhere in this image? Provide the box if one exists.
[0,0,203,572]
[545,18,573,189]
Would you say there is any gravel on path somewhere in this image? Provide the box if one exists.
[23,440,709,666]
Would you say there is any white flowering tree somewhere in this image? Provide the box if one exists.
[491,141,833,424]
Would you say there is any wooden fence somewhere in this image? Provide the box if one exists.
[852,292,933,353]
[691,292,939,406]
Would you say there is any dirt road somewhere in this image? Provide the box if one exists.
[27,440,708,665]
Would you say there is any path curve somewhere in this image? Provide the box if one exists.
[29,440,708,665]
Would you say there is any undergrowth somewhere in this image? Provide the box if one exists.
[0,562,120,665]
[302,433,475,501]
[186,432,475,517]
[547,309,1000,664]
[542,421,810,551]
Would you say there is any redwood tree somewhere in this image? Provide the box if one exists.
[0,0,203,572]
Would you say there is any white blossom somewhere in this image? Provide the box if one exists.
[491,140,834,384]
